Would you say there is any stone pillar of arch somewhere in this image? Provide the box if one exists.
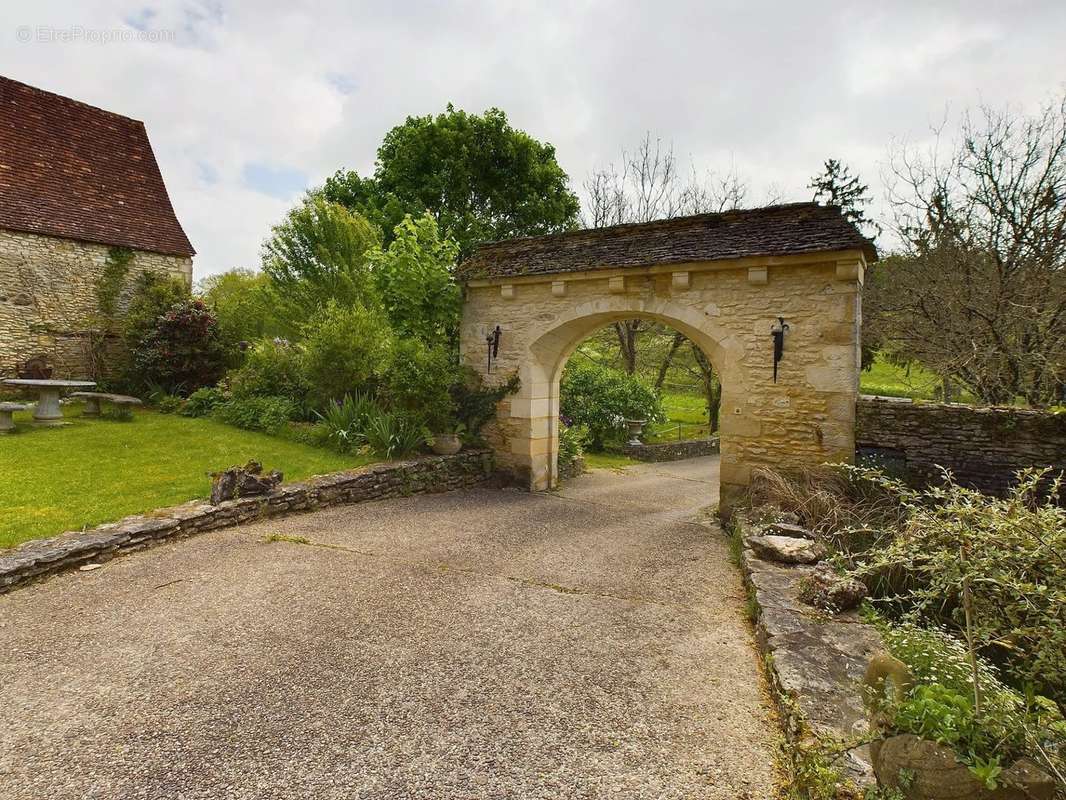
[457,205,872,515]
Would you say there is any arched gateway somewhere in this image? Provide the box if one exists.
[457,203,876,513]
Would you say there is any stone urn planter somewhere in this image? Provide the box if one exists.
[871,734,1055,800]
[623,418,646,446]
[429,433,463,456]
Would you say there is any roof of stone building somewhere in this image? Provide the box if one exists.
[0,75,194,257]
[458,202,876,281]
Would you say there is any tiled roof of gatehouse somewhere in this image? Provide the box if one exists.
[458,202,875,281]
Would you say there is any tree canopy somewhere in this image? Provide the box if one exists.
[870,97,1066,406]
[260,194,381,327]
[322,105,580,257]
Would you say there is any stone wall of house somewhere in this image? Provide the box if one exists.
[856,396,1066,497]
[0,229,193,379]
[461,251,867,511]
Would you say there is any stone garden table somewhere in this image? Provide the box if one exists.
[1,379,96,425]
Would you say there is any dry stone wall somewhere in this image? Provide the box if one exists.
[0,229,192,378]
[622,437,720,462]
[0,450,494,595]
[856,397,1066,497]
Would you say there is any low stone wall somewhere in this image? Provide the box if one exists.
[737,515,881,788]
[856,397,1066,498]
[622,437,719,462]
[0,450,494,594]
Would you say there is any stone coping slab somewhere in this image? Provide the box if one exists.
[737,515,883,788]
[0,450,494,595]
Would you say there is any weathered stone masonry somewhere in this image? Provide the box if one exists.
[461,255,866,512]
[0,229,192,378]
[857,397,1066,497]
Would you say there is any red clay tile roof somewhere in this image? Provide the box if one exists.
[0,75,194,257]
[458,202,876,281]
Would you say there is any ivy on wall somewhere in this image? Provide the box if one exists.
[95,246,134,320]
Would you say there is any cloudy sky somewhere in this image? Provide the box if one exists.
[3,1,1065,279]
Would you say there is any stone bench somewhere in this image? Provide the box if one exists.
[69,392,143,418]
[0,402,32,433]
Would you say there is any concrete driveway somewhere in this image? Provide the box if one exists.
[0,456,778,799]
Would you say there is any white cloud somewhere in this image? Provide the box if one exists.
[2,0,1064,277]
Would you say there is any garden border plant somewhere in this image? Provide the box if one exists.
[741,463,1066,796]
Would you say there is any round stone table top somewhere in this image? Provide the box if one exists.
[1,379,97,388]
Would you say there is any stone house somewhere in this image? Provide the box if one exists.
[0,75,194,379]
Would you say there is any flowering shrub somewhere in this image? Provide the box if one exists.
[875,620,1065,789]
[130,299,225,395]
[852,468,1066,705]
[558,422,588,469]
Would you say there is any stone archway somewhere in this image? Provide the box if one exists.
[457,203,875,513]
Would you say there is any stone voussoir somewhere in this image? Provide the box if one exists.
[0,450,494,595]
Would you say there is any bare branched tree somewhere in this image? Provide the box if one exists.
[872,96,1066,406]
[582,133,748,229]
[581,133,751,411]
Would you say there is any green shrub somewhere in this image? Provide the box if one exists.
[181,386,226,418]
[560,360,664,449]
[123,272,189,349]
[198,269,286,361]
[383,339,457,431]
[299,302,393,408]
[852,468,1066,705]
[154,394,185,414]
[367,213,461,343]
[129,299,226,395]
[559,423,588,468]
[213,395,301,433]
[364,409,426,460]
[227,338,311,408]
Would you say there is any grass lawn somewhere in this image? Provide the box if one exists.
[859,354,945,400]
[646,391,713,443]
[583,451,639,470]
[0,407,374,549]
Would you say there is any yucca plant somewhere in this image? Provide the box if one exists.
[364,409,426,460]
[312,392,378,453]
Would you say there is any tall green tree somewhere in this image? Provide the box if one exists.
[261,194,381,327]
[368,213,461,344]
[323,105,580,257]
[809,158,879,237]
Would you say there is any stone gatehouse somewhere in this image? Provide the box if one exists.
[458,203,876,511]
[0,76,194,379]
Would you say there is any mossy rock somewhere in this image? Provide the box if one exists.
[871,734,1055,800]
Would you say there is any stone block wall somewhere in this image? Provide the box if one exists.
[856,397,1066,497]
[461,251,867,510]
[0,229,193,379]
[622,437,720,462]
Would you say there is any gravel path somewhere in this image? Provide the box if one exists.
[0,456,778,799]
